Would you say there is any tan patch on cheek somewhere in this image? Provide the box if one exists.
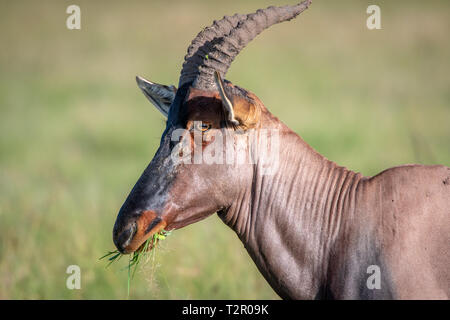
[126,210,167,252]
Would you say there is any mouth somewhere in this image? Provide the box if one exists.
[118,210,171,254]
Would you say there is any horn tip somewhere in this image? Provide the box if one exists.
[136,75,143,84]
[300,0,312,8]
[136,75,154,89]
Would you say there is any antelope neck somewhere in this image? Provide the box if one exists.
[219,128,364,298]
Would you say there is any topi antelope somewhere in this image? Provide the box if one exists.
[112,1,450,299]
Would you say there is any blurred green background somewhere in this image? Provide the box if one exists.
[0,0,449,299]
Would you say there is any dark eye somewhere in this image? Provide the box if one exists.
[195,122,211,132]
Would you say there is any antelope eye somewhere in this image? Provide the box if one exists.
[195,122,211,132]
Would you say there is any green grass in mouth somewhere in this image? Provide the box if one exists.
[100,229,172,297]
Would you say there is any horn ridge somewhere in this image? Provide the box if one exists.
[179,0,312,90]
[180,13,248,87]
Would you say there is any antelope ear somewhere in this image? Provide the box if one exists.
[213,70,260,129]
[214,71,239,126]
[136,76,176,118]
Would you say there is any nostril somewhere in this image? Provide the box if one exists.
[114,222,137,253]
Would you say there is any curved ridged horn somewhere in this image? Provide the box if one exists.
[179,0,312,90]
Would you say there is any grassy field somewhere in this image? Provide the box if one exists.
[0,0,449,299]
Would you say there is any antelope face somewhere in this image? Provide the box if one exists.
[113,80,261,254]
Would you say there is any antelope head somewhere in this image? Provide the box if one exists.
[113,1,311,253]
